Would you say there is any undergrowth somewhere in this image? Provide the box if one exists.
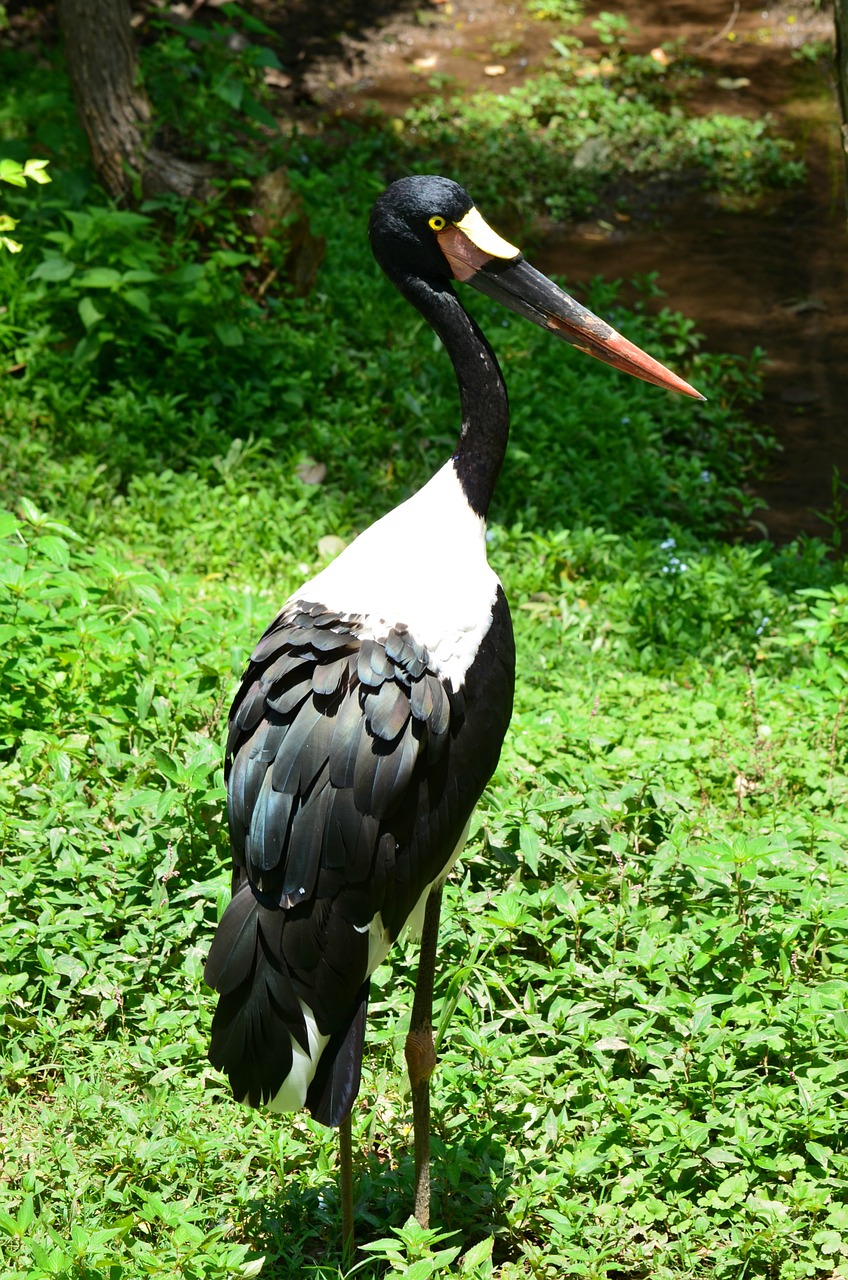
[397,14,804,223]
[0,6,845,1280]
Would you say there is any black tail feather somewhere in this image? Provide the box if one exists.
[206,885,306,1107]
[306,979,370,1127]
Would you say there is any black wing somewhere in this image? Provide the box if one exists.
[205,592,514,1125]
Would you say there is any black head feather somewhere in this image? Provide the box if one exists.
[368,175,474,283]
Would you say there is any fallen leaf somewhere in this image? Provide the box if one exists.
[784,296,827,315]
[296,460,327,485]
[717,76,751,90]
[318,535,347,559]
[263,67,292,89]
[572,136,610,170]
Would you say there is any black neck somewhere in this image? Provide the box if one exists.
[398,274,509,519]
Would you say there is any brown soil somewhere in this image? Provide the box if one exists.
[270,0,848,544]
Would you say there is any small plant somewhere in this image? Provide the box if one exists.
[792,39,832,63]
[592,9,631,50]
[814,466,848,557]
[527,0,585,24]
[0,156,50,252]
[140,3,284,171]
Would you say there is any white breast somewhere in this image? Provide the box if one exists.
[291,460,500,687]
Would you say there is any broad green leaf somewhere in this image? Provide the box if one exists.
[461,1236,494,1270]
[403,1260,438,1280]
[29,255,75,282]
[215,321,244,347]
[0,511,19,538]
[806,1141,832,1169]
[0,158,26,186]
[18,496,44,525]
[704,1148,742,1166]
[77,266,122,288]
[23,158,51,184]
[123,287,152,315]
[519,825,539,874]
[78,295,104,330]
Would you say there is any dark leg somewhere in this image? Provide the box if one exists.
[404,886,443,1228]
[339,1113,355,1264]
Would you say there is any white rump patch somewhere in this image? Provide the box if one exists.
[356,916,393,976]
[354,820,472,986]
[403,818,471,944]
[266,1000,331,1114]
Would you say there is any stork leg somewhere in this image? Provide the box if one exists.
[404,885,443,1228]
[339,1113,355,1263]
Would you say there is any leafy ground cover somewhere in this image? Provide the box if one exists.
[397,12,804,223]
[1,7,847,1278]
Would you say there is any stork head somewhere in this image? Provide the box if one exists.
[369,175,704,401]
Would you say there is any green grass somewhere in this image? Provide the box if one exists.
[1,11,847,1280]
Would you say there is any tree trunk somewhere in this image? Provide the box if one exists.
[836,0,848,212]
[57,0,212,201]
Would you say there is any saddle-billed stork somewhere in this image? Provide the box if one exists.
[204,175,702,1244]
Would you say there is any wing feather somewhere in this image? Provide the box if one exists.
[250,622,291,665]
[328,683,368,790]
[266,674,312,716]
[357,639,382,688]
[247,776,294,874]
[410,675,434,722]
[312,655,349,698]
[368,718,419,815]
[280,777,333,904]
[270,699,327,794]
[365,679,411,742]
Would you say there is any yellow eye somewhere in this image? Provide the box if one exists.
[428,215,447,231]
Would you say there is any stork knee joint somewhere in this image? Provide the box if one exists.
[405,1027,437,1087]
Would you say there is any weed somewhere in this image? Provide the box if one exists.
[814,466,848,557]
[0,155,50,252]
[526,0,585,25]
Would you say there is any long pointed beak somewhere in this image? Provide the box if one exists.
[468,256,705,400]
[436,213,704,400]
